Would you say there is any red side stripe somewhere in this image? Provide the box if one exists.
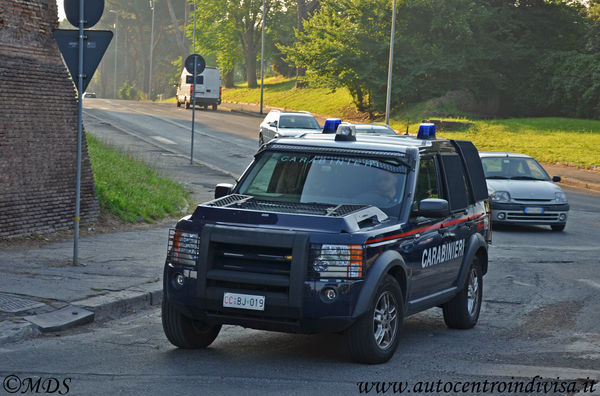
[366,213,484,245]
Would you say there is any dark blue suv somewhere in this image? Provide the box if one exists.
[162,124,491,364]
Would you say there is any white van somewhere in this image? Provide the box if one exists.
[176,67,221,110]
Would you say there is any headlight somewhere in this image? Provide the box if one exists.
[313,244,364,279]
[490,191,511,203]
[170,230,199,266]
[554,191,567,203]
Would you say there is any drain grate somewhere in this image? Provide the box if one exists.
[0,294,46,313]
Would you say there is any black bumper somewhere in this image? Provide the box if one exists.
[164,225,361,334]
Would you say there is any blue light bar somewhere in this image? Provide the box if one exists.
[323,118,342,134]
[417,123,436,140]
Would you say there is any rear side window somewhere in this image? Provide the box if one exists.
[186,75,204,84]
[440,154,470,211]
[414,157,440,203]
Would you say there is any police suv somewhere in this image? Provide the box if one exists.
[162,121,491,364]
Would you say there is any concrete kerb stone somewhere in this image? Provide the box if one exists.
[0,283,163,346]
[73,282,163,322]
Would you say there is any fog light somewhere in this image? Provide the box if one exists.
[559,213,566,221]
[174,273,185,288]
[321,287,338,303]
[497,212,506,220]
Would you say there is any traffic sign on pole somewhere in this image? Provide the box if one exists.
[54,29,113,93]
[185,54,206,75]
[64,0,104,28]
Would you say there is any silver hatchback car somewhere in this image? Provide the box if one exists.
[479,152,569,231]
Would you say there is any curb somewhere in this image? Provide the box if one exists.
[559,177,600,193]
[0,283,163,346]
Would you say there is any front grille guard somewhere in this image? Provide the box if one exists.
[167,229,200,268]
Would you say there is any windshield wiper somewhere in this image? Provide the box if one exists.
[510,176,545,180]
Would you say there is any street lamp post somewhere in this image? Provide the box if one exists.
[109,9,118,99]
[149,0,155,100]
[385,0,397,125]
[259,0,266,114]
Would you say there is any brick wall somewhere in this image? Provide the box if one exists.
[0,0,99,238]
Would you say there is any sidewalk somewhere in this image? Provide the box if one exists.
[1,103,599,347]
[0,114,235,346]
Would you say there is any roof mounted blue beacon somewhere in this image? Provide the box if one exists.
[322,118,342,134]
[417,123,436,140]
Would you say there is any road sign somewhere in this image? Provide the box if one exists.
[64,0,104,29]
[54,29,113,93]
[185,54,206,75]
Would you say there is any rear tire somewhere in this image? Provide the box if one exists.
[203,105,208,110]
[162,298,221,349]
[443,257,482,329]
[345,275,403,364]
[185,99,190,109]
[212,104,218,111]
[551,224,565,231]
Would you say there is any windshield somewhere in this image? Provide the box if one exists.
[278,115,320,130]
[237,152,408,216]
[354,125,397,135]
[481,157,550,180]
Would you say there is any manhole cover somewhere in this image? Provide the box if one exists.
[0,294,46,313]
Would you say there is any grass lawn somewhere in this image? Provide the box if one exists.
[87,134,192,223]
[221,77,600,168]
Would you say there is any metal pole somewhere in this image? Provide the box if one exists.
[385,0,397,125]
[109,10,118,99]
[74,0,84,265]
[149,0,155,100]
[259,0,266,114]
[190,0,196,164]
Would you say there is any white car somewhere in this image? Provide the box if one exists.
[258,110,321,146]
[479,152,569,231]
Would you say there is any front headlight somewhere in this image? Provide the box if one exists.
[490,191,511,203]
[170,230,200,266]
[554,191,567,203]
[313,244,364,279]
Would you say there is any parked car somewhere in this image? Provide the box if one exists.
[479,152,569,231]
[352,123,398,136]
[83,92,96,98]
[258,110,321,146]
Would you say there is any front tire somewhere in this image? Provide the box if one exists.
[443,258,483,329]
[162,298,221,349]
[176,98,181,108]
[345,275,403,364]
[212,104,218,111]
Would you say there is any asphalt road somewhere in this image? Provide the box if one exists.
[2,100,598,395]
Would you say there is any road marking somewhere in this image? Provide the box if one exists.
[577,279,600,290]
[150,136,177,145]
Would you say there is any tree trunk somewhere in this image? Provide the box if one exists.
[224,70,234,88]
[165,0,187,67]
[245,28,258,88]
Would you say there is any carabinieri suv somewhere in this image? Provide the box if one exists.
[162,122,491,364]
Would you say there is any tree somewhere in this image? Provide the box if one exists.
[295,0,319,87]
[191,0,276,88]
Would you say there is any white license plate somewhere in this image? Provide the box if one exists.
[223,292,265,311]
[524,207,544,214]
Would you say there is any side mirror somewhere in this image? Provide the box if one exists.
[214,183,233,199]
[417,198,449,218]
[552,176,561,183]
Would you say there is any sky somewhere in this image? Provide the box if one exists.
[56,0,66,21]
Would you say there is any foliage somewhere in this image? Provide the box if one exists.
[87,134,191,223]
[118,82,146,101]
